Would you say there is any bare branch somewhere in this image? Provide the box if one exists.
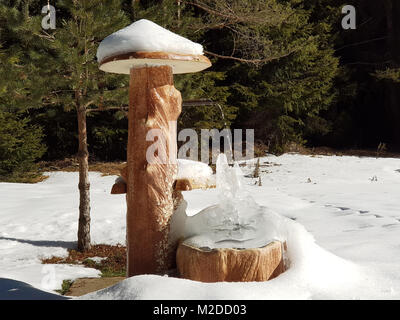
[86,106,128,113]
[83,100,95,109]
[204,48,298,65]
[182,99,216,107]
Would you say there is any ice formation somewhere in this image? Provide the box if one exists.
[96,19,203,63]
[183,154,279,249]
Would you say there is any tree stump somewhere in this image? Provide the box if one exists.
[126,65,181,276]
[176,240,286,282]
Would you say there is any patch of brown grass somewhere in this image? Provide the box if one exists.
[39,158,126,176]
[0,173,49,184]
[42,244,126,277]
[27,174,50,183]
[89,162,126,176]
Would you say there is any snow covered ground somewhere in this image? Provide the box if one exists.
[1,154,400,299]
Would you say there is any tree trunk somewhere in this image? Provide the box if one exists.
[126,65,181,276]
[77,105,91,252]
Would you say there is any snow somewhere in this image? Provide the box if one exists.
[88,257,107,264]
[177,158,214,184]
[0,278,68,300]
[97,19,203,63]
[0,172,125,295]
[1,154,400,299]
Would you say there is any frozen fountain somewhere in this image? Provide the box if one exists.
[100,19,286,282]
[174,154,287,282]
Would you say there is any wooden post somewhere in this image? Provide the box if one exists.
[126,65,182,276]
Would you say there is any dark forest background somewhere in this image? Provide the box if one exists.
[0,0,399,180]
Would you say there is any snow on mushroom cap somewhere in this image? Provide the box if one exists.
[96,19,204,63]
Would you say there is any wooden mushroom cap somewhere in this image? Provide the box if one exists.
[99,51,212,75]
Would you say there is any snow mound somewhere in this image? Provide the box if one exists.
[80,154,370,300]
[79,215,365,300]
[97,19,203,62]
[177,159,213,181]
[3,154,400,299]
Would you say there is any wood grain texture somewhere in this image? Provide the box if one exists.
[99,51,211,66]
[126,65,181,276]
[176,241,286,282]
[111,176,215,194]
[174,178,216,191]
[99,51,211,75]
[111,181,127,194]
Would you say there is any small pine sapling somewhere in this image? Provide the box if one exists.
[253,158,260,178]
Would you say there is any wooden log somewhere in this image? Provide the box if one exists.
[174,178,215,191]
[120,166,128,182]
[126,65,181,276]
[111,175,215,194]
[176,240,286,282]
[111,178,183,212]
[111,181,127,194]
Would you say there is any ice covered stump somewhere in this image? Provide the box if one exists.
[182,155,279,247]
[175,154,287,282]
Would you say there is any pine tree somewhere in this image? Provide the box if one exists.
[227,0,340,153]
[0,1,48,178]
[0,111,46,180]
[35,0,130,251]
[327,0,400,149]
[132,0,308,150]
